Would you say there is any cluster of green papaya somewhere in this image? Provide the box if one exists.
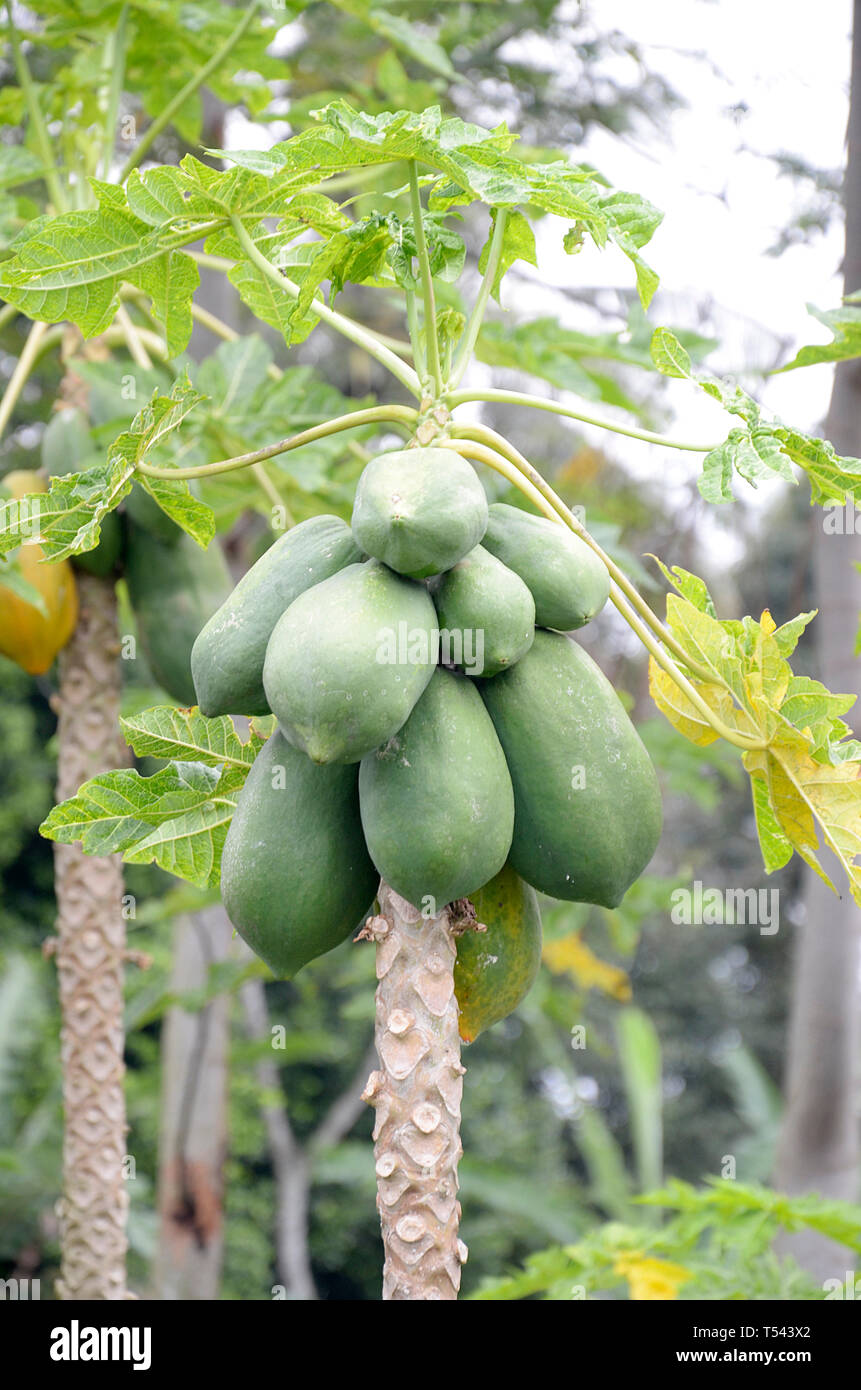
[196,446,662,1042]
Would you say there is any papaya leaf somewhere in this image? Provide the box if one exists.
[774,427,861,506]
[122,765,246,886]
[39,764,227,888]
[777,302,861,371]
[0,377,210,558]
[386,211,465,289]
[650,588,861,902]
[291,214,394,317]
[328,1,456,80]
[646,557,716,616]
[749,770,794,873]
[0,464,132,562]
[650,326,692,378]
[119,706,266,769]
[652,328,861,505]
[476,317,655,409]
[0,190,202,352]
[39,706,267,887]
[107,376,214,547]
[215,103,658,296]
[478,208,537,301]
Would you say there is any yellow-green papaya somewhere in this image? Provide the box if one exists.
[0,471,78,675]
[455,863,543,1043]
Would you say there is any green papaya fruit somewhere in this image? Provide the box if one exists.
[481,502,610,631]
[455,863,543,1043]
[263,558,438,764]
[428,544,535,678]
[350,446,488,578]
[124,484,187,544]
[358,667,514,912]
[479,630,662,907]
[221,728,378,978]
[125,519,233,704]
[42,409,123,577]
[191,516,362,717]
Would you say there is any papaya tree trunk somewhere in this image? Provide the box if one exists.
[52,573,129,1299]
[362,883,466,1300]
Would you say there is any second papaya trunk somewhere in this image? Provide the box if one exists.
[53,574,129,1299]
[362,883,466,1301]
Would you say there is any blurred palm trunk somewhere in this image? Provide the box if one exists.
[53,574,129,1299]
[773,0,861,1281]
[154,906,232,1299]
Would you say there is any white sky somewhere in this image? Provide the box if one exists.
[559,0,852,479]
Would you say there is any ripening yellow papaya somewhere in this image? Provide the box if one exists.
[0,471,78,675]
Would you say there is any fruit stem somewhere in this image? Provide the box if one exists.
[407,162,444,396]
[448,208,508,390]
[99,4,128,181]
[230,216,423,397]
[445,386,718,453]
[405,288,427,382]
[362,884,466,1301]
[114,303,152,370]
[440,436,767,753]
[7,4,68,213]
[0,318,49,442]
[133,405,418,480]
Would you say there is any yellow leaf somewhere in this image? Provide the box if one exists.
[648,657,719,745]
[745,722,861,904]
[542,933,631,1001]
[613,1250,692,1301]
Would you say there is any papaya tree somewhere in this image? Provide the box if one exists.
[4,83,861,1302]
[0,0,457,1296]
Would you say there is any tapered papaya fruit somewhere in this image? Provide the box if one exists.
[479,630,662,907]
[429,544,535,677]
[191,515,362,717]
[358,667,514,912]
[481,502,610,631]
[41,409,123,577]
[263,558,437,764]
[125,519,232,704]
[221,728,378,978]
[0,471,78,675]
[455,863,543,1043]
[350,447,488,578]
